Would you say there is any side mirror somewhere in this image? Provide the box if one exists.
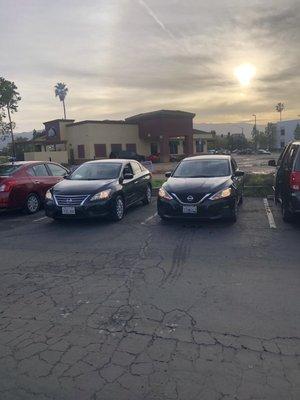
[165,171,172,178]
[268,159,276,167]
[234,170,244,177]
[124,173,134,180]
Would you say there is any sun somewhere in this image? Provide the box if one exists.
[234,63,256,86]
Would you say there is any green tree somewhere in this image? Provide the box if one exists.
[265,123,276,150]
[294,123,300,140]
[275,102,285,121]
[0,78,21,158]
[251,124,259,149]
[54,82,68,119]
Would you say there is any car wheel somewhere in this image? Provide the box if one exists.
[110,196,125,221]
[142,185,152,205]
[24,193,40,214]
[225,200,237,223]
[282,201,294,223]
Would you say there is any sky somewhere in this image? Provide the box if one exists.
[0,0,299,132]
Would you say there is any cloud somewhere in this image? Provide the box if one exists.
[0,0,299,131]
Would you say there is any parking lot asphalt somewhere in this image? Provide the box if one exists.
[0,199,299,400]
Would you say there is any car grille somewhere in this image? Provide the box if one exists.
[54,194,89,206]
[172,193,207,204]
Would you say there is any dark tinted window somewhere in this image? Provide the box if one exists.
[70,162,121,180]
[30,164,49,176]
[47,163,67,176]
[0,164,22,176]
[123,163,133,176]
[287,145,299,170]
[292,146,300,171]
[173,159,231,178]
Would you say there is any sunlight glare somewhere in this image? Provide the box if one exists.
[234,63,256,86]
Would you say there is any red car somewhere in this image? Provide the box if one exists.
[0,161,69,213]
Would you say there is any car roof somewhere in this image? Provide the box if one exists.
[2,161,52,166]
[182,155,231,161]
[85,159,138,165]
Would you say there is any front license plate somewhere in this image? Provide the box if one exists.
[62,206,76,215]
[182,205,197,214]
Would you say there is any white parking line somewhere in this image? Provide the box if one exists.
[33,216,48,222]
[263,198,277,229]
[141,212,158,225]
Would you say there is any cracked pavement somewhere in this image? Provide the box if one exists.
[0,198,299,399]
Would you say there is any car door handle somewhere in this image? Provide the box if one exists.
[34,180,40,184]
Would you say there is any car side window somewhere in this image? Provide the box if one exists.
[123,163,133,177]
[294,147,300,172]
[231,158,237,173]
[47,163,67,176]
[131,161,142,175]
[28,164,50,176]
[287,146,299,170]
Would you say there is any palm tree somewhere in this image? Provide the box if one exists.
[275,102,285,121]
[54,82,68,119]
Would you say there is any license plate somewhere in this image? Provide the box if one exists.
[182,205,197,214]
[62,206,76,215]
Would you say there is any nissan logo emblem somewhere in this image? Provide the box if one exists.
[66,198,73,203]
[187,195,194,202]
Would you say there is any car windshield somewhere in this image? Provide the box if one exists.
[173,159,231,178]
[0,164,22,176]
[70,163,122,180]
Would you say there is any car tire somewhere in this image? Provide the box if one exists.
[110,196,125,222]
[24,193,41,214]
[142,185,152,205]
[225,200,237,223]
[282,201,294,223]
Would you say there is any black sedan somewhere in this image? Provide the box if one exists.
[157,155,244,222]
[45,159,152,221]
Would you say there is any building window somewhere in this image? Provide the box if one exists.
[280,141,285,148]
[78,145,85,159]
[150,143,158,155]
[281,129,285,136]
[195,139,203,153]
[126,143,137,152]
[111,144,122,154]
[94,144,107,158]
[169,141,178,154]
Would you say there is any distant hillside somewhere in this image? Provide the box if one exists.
[194,123,264,138]
[0,132,33,150]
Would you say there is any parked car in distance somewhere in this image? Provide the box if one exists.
[45,159,152,221]
[157,155,244,222]
[113,150,145,162]
[269,141,300,222]
[257,149,271,155]
[0,161,69,213]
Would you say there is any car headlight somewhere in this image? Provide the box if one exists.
[90,189,112,201]
[158,187,173,200]
[210,187,232,200]
[45,190,53,200]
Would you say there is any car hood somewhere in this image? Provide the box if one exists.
[164,176,231,194]
[52,179,117,195]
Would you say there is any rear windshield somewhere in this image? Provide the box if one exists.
[0,164,22,176]
[70,162,122,180]
[173,159,231,178]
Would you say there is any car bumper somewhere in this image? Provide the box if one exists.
[157,196,236,220]
[291,192,300,213]
[45,199,113,219]
[0,193,10,209]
